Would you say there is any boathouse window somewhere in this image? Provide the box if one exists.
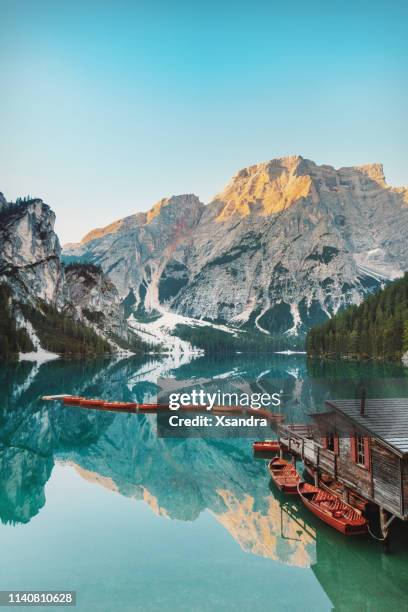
[356,435,365,465]
[323,433,339,455]
[351,434,371,470]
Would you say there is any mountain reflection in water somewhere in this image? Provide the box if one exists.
[1,354,408,611]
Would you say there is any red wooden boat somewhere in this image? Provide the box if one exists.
[268,457,301,494]
[179,404,208,412]
[318,477,371,513]
[79,398,104,407]
[212,405,245,415]
[101,401,137,411]
[246,408,284,421]
[253,440,280,453]
[137,403,170,412]
[297,482,367,535]
[63,396,83,405]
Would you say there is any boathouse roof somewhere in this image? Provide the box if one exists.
[325,398,408,456]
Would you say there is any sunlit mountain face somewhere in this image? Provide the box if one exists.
[1,354,408,610]
[63,157,408,339]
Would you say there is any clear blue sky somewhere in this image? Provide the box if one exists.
[1,0,407,243]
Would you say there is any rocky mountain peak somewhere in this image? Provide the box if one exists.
[146,194,203,224]
[0,196,62,303]
[66,193,204,250]
[78,218,125,246]
[334,162,386,189]
[349,163,386,186]
[0,192,143,355]
[212,155,315,221]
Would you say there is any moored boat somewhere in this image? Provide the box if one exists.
[79,398,104,407]
[247,408,284,421]
[63,396,84,405]
[297,482,367,535]
[253,440,280,453]
[137,403,170,412]
[101,401,137,411]
[268,457,301,494]
[212,405,245,415]
[179,404,208,412]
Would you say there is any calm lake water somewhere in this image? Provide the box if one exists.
[1,353,408,611]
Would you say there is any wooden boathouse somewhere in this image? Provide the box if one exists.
[278,397,408,542]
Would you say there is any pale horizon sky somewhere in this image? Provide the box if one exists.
[1,0,407,244]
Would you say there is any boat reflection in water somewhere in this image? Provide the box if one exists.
[214,488,316,567]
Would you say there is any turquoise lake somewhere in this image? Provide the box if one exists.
[1,354,408,611]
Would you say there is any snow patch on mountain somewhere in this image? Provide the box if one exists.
[128,310,237,354]
[284,304,302,336]
[17,316,59,363]
[354,250,403,282]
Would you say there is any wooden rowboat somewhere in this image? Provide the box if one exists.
[268,457,301,494]
[212,405,245,415]
[253,440,280,453]
[297,482,367,535]
[246,408,284,421]
[179,405,208,412]
[101,401,137,411]
[63,396,83,405]
[79,398,104,407]
[137,403,170,412]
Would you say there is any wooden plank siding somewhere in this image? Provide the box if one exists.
[335,436,373,500]
[401,456,408,517]
[370,439,402,516]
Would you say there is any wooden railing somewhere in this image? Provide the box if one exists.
[278,423,336,476]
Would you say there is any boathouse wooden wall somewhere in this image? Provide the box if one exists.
[402,456,408,517]
[335,436,373,499]
[370,440,402,516]
[311,412,404,517]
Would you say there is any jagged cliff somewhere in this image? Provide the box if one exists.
[0,195,143,356]
[64,194,204,300]
[0,195,63,303]
[64,263,144,350]
[63,156,408,336]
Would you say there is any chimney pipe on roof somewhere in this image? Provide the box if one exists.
[360,388,366,417]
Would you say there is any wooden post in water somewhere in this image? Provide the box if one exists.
[379,507,393,554]
[314,447,320,486]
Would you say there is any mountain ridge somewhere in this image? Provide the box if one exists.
[64,156,404,249]
[63,155,408,338]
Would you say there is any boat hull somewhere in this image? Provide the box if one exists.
[102,402,137,411]
[63,396,83,405]
[247,408,283,421]
[253,441,280,453]
[268,458,301,495]
[298,483,367,536]
[213,406,245,415]
[79,399,104,407]
[137,404,170,412]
